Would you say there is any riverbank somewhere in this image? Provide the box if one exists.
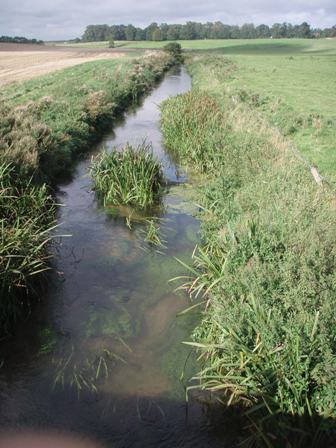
[161,55,336,446]
[0,52,175,332]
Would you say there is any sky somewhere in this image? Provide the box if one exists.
[0,0,335,40]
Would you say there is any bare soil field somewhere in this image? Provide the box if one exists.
[0,43,128,86]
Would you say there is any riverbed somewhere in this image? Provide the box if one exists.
[0,66,229,447]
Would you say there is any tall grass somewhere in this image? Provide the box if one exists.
[0,52,176,183]
[161,87,336,446]
[91,143,164,209]
[0,52,176,333]
[0,163,56,332]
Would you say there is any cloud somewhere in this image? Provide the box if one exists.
[0,0,335,40]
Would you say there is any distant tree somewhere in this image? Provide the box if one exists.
[135,28,145,41]
[240,23,256,39]
[298,22,311,38]
[81,21,328,43]
[167,25,180,40]
[125,24,136,41]
[108,38,115,48]
[160,23,169,40]
[255,24,271,38]
[231,25,240,39]
[152,28,162,41]
[145,22,159,41]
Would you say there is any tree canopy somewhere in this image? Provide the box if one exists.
[81,22,336,42]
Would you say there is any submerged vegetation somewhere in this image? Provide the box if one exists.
[161,54,336,446]
[91,143,164,209]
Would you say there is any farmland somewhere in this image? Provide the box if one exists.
[0,43,128,87]
[0,36,336,447]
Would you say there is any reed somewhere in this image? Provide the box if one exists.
[91,143,164,209]
[0,163,56,332]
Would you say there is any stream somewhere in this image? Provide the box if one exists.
[0,66,230,447]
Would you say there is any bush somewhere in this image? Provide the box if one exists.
[163,42,183,63]
[90,143,164,209]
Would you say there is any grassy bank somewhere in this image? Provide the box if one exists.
[161,55,336,445]
[0,163,56,331]
[0,52,175,332]
[0,52,175,181]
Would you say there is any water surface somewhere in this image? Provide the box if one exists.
[0,67,230,447]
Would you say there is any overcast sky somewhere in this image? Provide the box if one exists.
[0,0,335,40]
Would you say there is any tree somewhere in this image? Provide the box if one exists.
[152,28,162,41]
[125,24,136,41]
[167,25,180,40]
[135,28,145,41]
[240,23,256,39]
[255,24,271,38]
[298,22,311,38]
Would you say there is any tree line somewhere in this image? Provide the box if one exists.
[0,35,44,44]
[82,22,336,42]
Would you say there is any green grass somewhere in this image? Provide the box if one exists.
[183,41,336,182]
[0,52,175,181]
[161,60,336,446]
[0,51,176,333]
[60,38,336,53]
[61,38,336,180]
[91,143,164,209]
[0,163,56,332]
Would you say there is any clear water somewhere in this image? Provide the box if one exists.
[0,67,231,447]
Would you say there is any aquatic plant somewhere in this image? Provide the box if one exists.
[53,347,125,397]
[160,91,224,173]
[91,143,164,209]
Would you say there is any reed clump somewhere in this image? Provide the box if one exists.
[161,85,336,446]
[0,163,56,331]
[91,143,164,209]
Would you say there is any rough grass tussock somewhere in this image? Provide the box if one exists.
[90,143,164,209]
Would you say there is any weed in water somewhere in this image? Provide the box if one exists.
[90,142,164,209]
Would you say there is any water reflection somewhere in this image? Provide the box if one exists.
[0,67,230,447]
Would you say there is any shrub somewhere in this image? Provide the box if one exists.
[163,42,184,63]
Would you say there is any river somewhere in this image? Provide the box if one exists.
[0,66,230,448]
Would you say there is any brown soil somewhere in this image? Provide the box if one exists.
[0,43,128,87]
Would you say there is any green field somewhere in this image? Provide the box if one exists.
[60,38,336,180]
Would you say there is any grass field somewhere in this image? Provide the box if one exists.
[60,39,336,180]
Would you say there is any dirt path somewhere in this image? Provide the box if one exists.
[0,44,127,87]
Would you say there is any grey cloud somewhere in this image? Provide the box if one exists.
[0,0,335,40]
